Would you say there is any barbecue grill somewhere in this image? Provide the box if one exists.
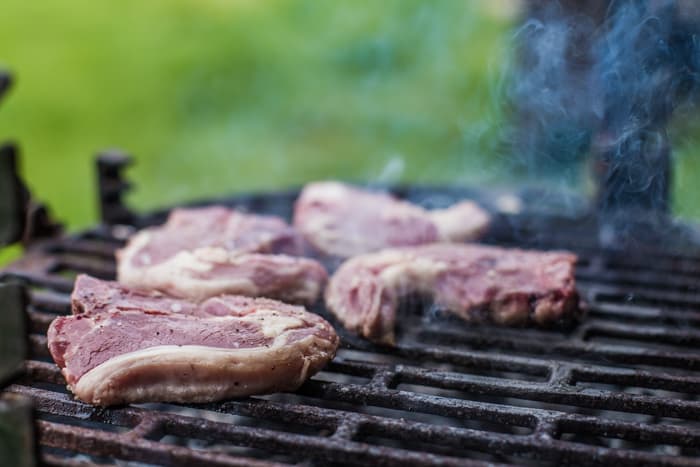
[2,74,700,465]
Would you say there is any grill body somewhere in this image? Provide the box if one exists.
[2,186,700,467]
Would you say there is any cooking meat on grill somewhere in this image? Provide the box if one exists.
[117,206,327,304]
[293,181,491,258]
[325,244,580,344]
[71,274,198,315]
[119,248,327,305]
[48,275,339,406]
[131,206,305,259]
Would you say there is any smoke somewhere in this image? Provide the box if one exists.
[504,3,601,180]
[375,155,405,185]
[592,0,699,221]
[506,0,700,208]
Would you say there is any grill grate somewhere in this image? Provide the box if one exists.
[2,188,700,466]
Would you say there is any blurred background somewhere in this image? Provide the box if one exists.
[1,0,700,244]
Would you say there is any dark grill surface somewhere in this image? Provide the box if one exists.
[3,188,700,467]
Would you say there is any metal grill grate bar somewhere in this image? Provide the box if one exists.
[416,328,700,370]
[4,187,700,465]
[38,420,282,467]
[12,386,492,467]
[10,372,700,466]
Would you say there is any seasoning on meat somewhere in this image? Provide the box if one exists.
[49,275,339,406]
[117,206,327,305]
[293,181,491,258]
[325,244,581,344]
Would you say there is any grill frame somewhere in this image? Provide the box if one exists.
[2,174,700,466]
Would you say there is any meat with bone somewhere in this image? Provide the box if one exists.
[325,244,581,344]
[293,182,491,258]
[48,275,339,406]
[117,206,327,304]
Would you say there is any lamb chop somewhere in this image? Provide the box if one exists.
[293,181,491,258]
[48,275,339,406]
[325,244,581,344]
[117,206,326,305]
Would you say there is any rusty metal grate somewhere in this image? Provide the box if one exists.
[2,175,700,466]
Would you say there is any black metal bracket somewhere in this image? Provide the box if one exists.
[96,150,135,225]
[0,72,62,247]
[0,393,35,467]
[0,144,62,246]
[0,143,29,246]
[0,71,12,103]
[0,282,27,385]
[0,281,35,465]
[0,69,39,467]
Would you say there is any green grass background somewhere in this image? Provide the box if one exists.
[1,0,699,262]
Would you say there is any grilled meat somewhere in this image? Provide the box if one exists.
[48,275,339,406]
[293,182,490,258]
[117,206,327,305]
[325,244,580,344]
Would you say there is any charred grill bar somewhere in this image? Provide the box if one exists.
[1,154,700,465]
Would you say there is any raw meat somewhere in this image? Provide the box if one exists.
[117,207,327,304]
[293,182,490,257]
[48,276,339,406]
[325,244,580,344]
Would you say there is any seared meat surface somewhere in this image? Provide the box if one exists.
[117,206,326,305]
[293,182,490,258]
[49,276,338,406]
[325,244,580,344]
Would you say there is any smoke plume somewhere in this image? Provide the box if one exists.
[508,0,700,224]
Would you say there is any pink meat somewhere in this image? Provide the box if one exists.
[116,207,327,304]
[325,244,581,344]
[71,274,198,316]
[125,206,304,268]
[48,276,339,406]
[293,182,491,258]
